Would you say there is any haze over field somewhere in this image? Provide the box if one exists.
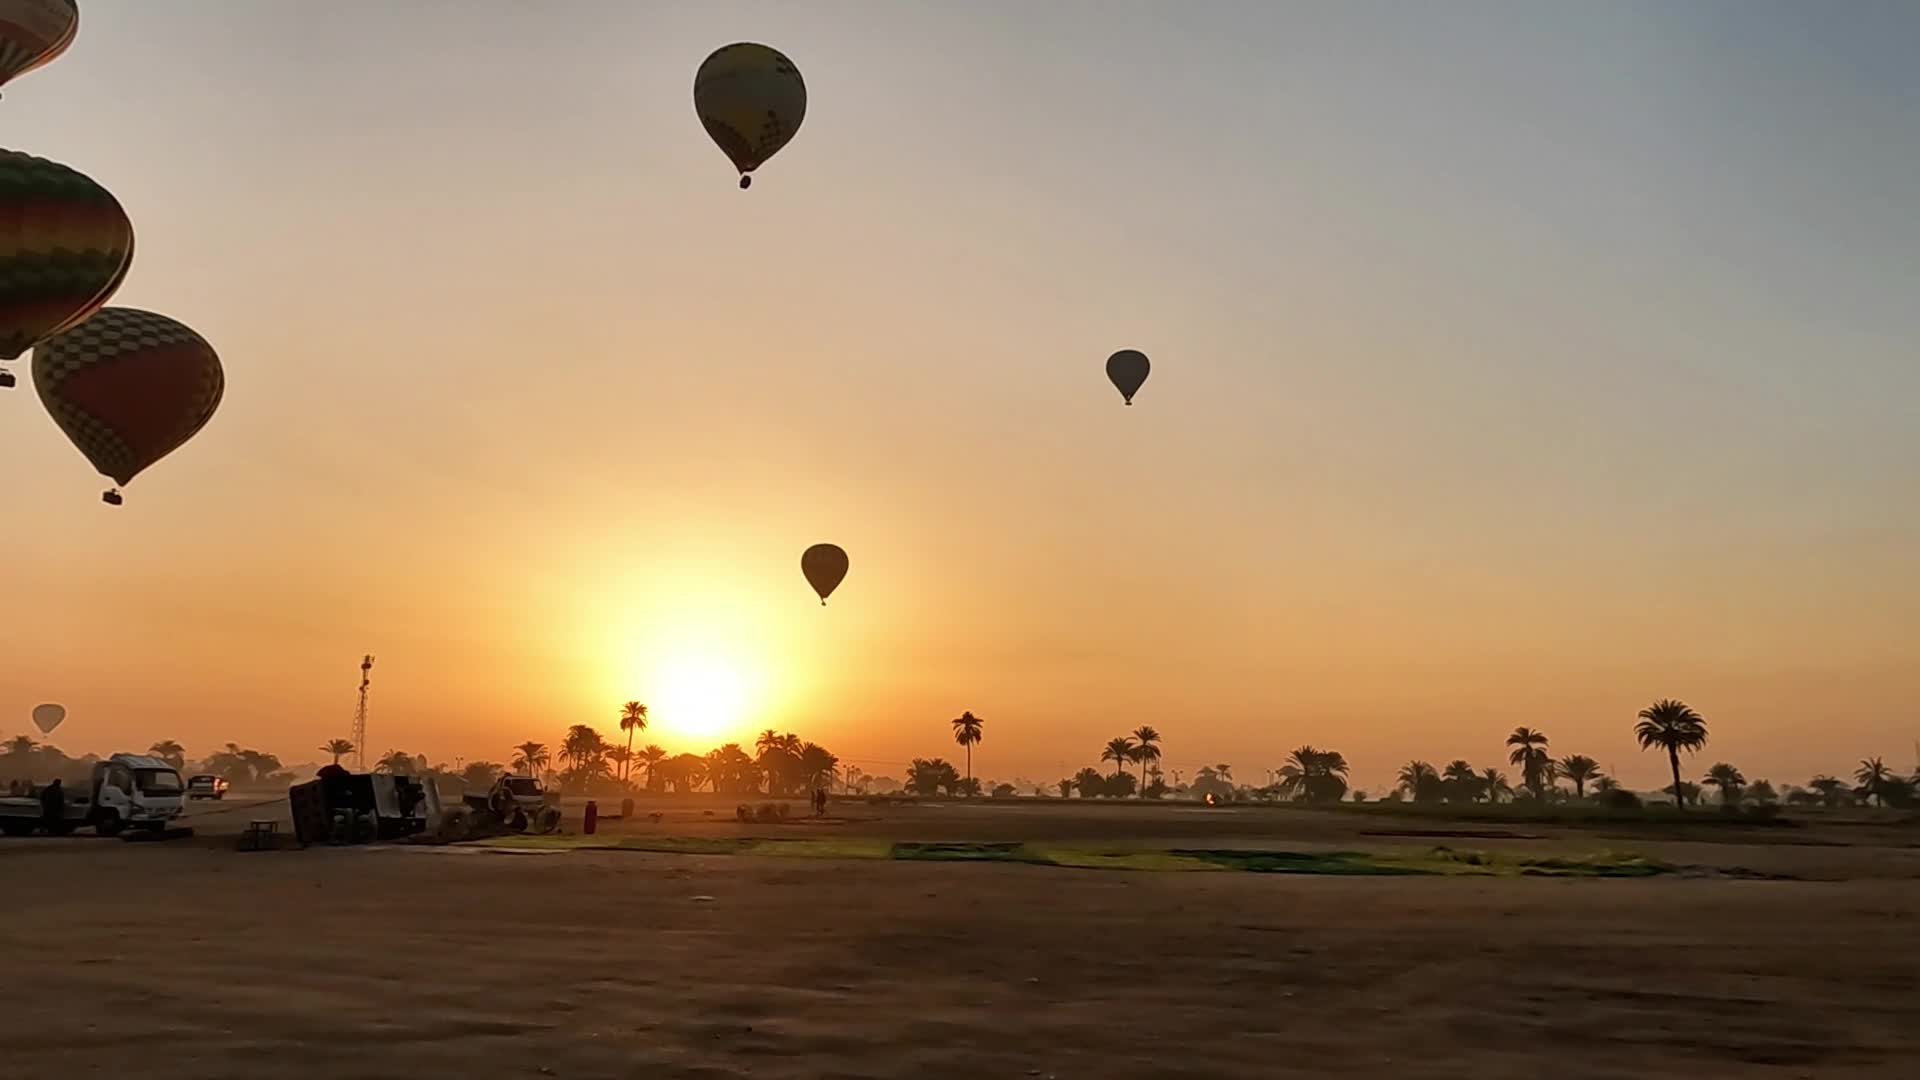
[3,1,1917,792]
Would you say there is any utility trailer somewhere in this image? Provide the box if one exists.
[287,770,441,846]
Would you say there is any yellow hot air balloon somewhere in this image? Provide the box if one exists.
[0,148,134,388]
[694,42,806,189]
[0,0,78,94]
[32,307,224,505]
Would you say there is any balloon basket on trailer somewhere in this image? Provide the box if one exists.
[102,488,122,506]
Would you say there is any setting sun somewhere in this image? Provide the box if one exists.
[642,645,762,748]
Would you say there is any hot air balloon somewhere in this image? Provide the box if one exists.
[1106,349,1150,406]
[801,543,848,606]
[30,702,63,734]
[0,1,79,96]
[32,307,224,505]
[694,43,806,189]
[0,149,134,388]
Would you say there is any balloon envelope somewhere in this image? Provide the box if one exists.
[1106,349,1150,405]
[33,307,224,489]
[0,1,78,91]
[801,543,848,605]
[30,702,63,734]
[694,43,806,185]
[0,149,135,363]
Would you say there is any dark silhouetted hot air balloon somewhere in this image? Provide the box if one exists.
[1106,349,1150,406]
[0,1,78,97]
[801,543,848,606]
[32,307,224,505]
[0,149,134,388]
[694,43,806,189]
[30,702,63,734]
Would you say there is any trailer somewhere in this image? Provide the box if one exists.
[287,769,441,846]
[0,753,187,837]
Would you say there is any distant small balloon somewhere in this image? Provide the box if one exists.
[31,702,64,734]
[801,543,848,606]
[1106,349,1150,406]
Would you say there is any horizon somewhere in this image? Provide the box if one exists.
[4,2,1918,797]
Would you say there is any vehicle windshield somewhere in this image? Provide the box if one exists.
[505,778,540,796]
[135,770,183,795]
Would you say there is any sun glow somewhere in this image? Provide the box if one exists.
[647,645,759,746]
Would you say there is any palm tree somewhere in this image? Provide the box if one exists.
[1506,727,1552,799]
[1808,774,1851,809]
[605,746,634,785]
[320,739,355,766]
[1397,760,1440,803]
[1213,763,1232,783]
[638,744,667,790]
[1276,746,1320,801]
[5,734,38,756]
[1441,760,1481,803]
[512,741,549,777]
[951,712,985,794]
[799,742,838,791]
[374,749,417,775]
[1557,755,1601,800]
[1855,757,1894,807]
[1132,725,1162,795]
[618,702,648,782]
[1055,778,1073,798]
[1634,700,1708,811]
[1102,737,1135,779]
[1702,762,1746,806]
[147,740,187,770]
[1481,767,1514,803]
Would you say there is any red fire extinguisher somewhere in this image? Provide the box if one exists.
[583,799,598,835]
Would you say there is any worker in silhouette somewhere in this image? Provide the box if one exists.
[39,778,64,834]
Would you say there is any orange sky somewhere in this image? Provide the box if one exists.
[3,3,1917,792]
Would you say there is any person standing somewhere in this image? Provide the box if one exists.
[38,778,64,834]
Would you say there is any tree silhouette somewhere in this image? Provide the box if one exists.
[1557,755,1601,800]
[1131,725,1162,796]
[799,742,838,791]
[618,702,648,783]
[605,746,634,784]
[1855,758,1894,807]
[1101,737,1135,779]
[148,740,187,770]
[1746,779,1778,806]
[1480,767,1513,803]
[5,735,37,756]
[374,749,418,775]
[1635,700,1708,811]
[637,744,667,790]
[1073,766,1107,798]
[951,712,984,795]
[1702,762,1746,806]
[906,757,959,796]
[1277,746,1350,803]
[320,739,355,766]
[1055,778,1073,798]
[1441,760,1481,804]
[1397,761,1442,804]
[512,741,550,777]
[1807,775,1850,809]
[1506,728,1552,800]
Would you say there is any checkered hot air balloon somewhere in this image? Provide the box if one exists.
[694,43,806,189]
[0,0,78,94]
[0,148,134,388]
[32,307,223,505]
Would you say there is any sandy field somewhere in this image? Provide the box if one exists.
[3,795,1917,1078]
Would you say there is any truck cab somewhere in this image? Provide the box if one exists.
[90,754,186,835]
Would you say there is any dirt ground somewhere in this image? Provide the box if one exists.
[3,796,1917,1078]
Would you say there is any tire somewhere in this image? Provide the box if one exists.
[0,820,31,837]
[94,811,124,837]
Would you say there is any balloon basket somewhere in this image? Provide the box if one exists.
[102,489,123,506]
[740,175,752,189]
[0,370,14,389]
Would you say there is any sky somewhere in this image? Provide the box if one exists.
[3,1,1917,793]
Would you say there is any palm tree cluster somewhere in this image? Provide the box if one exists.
[1272,746,1350,803]
[1065,726,1163,798]
[502,719,841,798]
[1395,729,1599,806]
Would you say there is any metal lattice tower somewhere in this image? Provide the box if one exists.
[351,655,374,771]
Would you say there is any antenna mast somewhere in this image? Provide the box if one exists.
[351,655,374,771]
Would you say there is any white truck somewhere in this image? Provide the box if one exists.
[0,753,187,837]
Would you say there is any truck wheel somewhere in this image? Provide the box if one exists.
[94,811,124,837]
[0,820,31,837]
